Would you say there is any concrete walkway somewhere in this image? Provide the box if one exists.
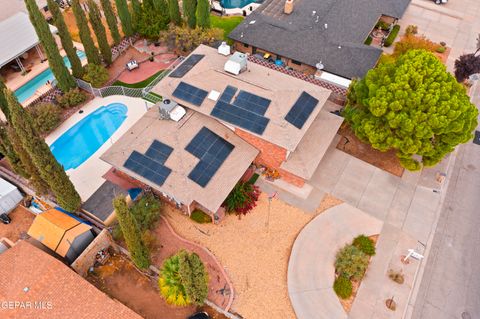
[287,203,383,319]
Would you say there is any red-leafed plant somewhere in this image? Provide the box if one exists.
[223,181,261,215]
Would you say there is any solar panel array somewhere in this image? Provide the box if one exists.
[185,127,234,187]
[285,91,319,129]
[172,82,209,106]
[210,87,271,135]
[123,140,173,186]
[169,54,204,78]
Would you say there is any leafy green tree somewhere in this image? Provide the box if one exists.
[158,253,190,306]
[183,0,197,28]
[344,50,478,171]
[87,0,112,65]
[71,0,101,65]
[6,90,80,211]
[195,0,210,29]
[100,0,121,45]
[115,0,133,37]
[113,196,150,269]
[47,0,83,78]
[178,250,208,306]
[136,0,170,39]
[82,63,109,87]
[130,0,143,31]
[25,0,76,92]
[168,0,181,25]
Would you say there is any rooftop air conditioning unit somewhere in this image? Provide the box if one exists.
[224,52,247,75]
[158,99,186,122]
[218,41,231,56]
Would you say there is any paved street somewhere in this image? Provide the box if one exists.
[410,83,480,318]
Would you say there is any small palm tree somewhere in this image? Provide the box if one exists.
[158,254,190,306]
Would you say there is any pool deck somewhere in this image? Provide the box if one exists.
[45,95,149,201]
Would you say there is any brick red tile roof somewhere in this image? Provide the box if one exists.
[0,241,142,319]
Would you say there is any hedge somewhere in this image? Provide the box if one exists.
[384,25,400,47]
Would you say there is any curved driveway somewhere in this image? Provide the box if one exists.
[287,203,383,319]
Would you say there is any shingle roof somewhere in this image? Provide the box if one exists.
[229,0,411,78]
[0,241,142,319]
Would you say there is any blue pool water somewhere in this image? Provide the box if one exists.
[221,0,260,9]
[50,103,128,171]
[14,50,86,103]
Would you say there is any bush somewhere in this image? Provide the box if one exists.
[333,275,353,299]
[454,53,480,82]
[335,245,369,280]
[130,193,162,231]
[384,25,400,47]
[223,181,261,215]
[352,235,376,256]
[435,46,446,53]
[393,34,439,57]
[27,102,62,134]
[159,24,224,53]
[190,209,212,224]
[83,63,109,88]
[405,25,418,35]
[56,88,87,108]
[388,269,405,284]
[375,20,391,30]
[159,253,190,306]
[364,36,373,45]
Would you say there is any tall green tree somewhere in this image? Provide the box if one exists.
[0,125,27,178]
[87,0,112,65]
[344,50,479,171]
[100,0,121,45]
[183,0,197,28]
[47,0,83,78]
[71,0,101,65]
[195,0,210,29]
[115,0,133,37]
[113,196,150,269]
[168,0,181,25]
[153,0,169,13]
[178,250,208,306]
[25,0,76,92]
[130,0,143,32]
[6,90,80,211]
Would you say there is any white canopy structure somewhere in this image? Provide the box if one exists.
[0,178,23,215]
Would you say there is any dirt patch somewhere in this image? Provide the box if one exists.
[337,125,404,177]
[165,193,316,318]
[316,194,343,214]
[0,206,34,242]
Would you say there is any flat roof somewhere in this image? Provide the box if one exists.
[101,108,258,213]
[83,181,128,222]
[229,0,411,78]
[153,45,332,152]
[0,12,57,69]
[0,241,142,319]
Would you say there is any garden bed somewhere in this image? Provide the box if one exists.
[336,125,404,177]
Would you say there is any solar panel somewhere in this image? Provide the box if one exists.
[185,127,234,187]
[169,54,204,78]
[211,100,270,135]
[145,140,173,164]
[233,91,271,115]
[285,91,319,129]
[219,86,237,103]
[124,151,172,186]
[172,82,208,106]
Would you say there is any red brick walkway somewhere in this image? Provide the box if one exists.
[116,53,178,84]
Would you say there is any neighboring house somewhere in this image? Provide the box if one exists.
[0,178,23,215]
[0,241,142,319]
[27,208,94,263]
[0,0,50,22]
[229,0,411,79]
[102,45,343,220]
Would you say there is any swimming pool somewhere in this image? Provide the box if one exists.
[50,103,128,171]
[221,0,260,8]
[14,50,86,103]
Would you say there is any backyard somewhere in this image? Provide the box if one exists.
[211,15,244,43]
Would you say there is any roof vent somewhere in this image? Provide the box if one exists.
[224,52,248,75]
[158,99,186,122]
[284,0,294,14]
[218,42,231,56]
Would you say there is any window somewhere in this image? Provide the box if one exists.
[291,59,302,66]
[243,43,249,48]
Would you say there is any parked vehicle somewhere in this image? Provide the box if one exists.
[0,214,11,224]
[188,312,209,319]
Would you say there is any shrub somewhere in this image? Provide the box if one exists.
[56,88,86,108]
[223,181,261,215]
[405,24,418,35]
[159,24,224,53]
[436,46,446,53]
[393,34,439,57]
[112,223,123,241]
[190,209,212,224]
[384,25,400,47]
[388,269,405,284]
[83,63,109,88]
[333,275,353,299]
[352,235,376,256]
[375,20,390,30]
[364,36,373,45]
[141,229,157,250]
[335,245,369,280]
[159,253,190,306]
[454,53,480,82]
[130,193,162,231]
[27,102,62,134]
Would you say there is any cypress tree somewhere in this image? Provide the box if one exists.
[87,0,112,65]
[24,0,76,92]
[195,0,210,29]
[115,0,133,37]
[47,0,84,78]
[131,0,143,32]
[113,196,150,269]
[0,125,28,178]
[100,0,121,45]
[153,0,169,14]
[71,0,101,65]
[168,0,181,26]
[6,90,81,211]
[183,0,197,28]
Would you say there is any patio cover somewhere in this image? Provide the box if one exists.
[0,12,57,69]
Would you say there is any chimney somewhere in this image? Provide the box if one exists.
[284,0,294,14]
